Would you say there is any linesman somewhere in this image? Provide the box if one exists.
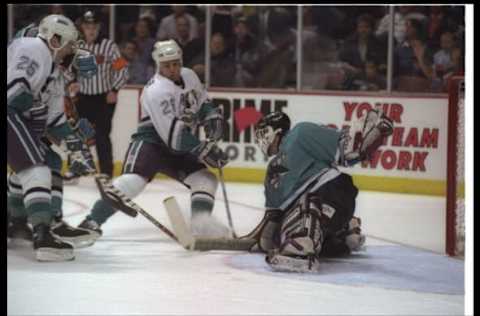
[75,10,129,176]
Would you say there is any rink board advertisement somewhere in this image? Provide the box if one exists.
[112,87,450,195]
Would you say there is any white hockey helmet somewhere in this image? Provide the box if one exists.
[152,40,183,66]
[38,14,79,54]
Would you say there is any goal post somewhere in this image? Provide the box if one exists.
[445,76,465,257]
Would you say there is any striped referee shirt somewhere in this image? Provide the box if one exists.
[78,37,129,95]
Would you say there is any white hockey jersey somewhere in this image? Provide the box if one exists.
[136,67,212,152]
[7,37,67,133]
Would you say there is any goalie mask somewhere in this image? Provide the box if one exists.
[254,111,291,156]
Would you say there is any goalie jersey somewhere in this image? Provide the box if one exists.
[264,122,343,211]
[7,37,68,136]
[133,67,218,153]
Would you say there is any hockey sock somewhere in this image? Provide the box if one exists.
[16,166,53,227]
[191,191,215,217]
[8,174,27,218]
[51,170,64,219]
[89,198,116,225]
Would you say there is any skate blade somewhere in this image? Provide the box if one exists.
[36,248,75,262]
[267,254,321,273]
[52,233,99,248]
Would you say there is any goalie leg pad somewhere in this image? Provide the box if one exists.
[266,249,321,273]
[278,194,325,258]
[257,210,282,252]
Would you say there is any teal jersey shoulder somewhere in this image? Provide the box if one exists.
[264,122,342,209]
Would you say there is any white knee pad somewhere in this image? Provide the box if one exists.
[8,172,23,196]
[16,165,52,207]
[184,169,218,198]
[112,174,148,199]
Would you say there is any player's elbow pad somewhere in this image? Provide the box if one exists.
[47,121,76,143]
[7,90,34,113]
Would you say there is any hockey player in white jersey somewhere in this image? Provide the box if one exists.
[7,14,97,261]
[78,39,231,240]
[7,21,99,250]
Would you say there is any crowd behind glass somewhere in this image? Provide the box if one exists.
[9,5,465,93]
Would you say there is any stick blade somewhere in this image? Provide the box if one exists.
[163,196,195,250]
[193,237,257,251]
[94,174,138,218]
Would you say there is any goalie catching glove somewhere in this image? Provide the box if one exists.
[192,141,229,169]
[338,108,393,167]
[62,133,96,176]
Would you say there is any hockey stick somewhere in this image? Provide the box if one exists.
[94,174,179,242]
[164,196,256,251]
[218,167,237,238]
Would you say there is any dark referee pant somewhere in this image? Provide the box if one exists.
[77,93,116,177]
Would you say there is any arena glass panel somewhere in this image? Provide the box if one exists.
[205,6,298,89]
[390,5,465,93]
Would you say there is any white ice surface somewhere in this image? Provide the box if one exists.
[7,178,464,315]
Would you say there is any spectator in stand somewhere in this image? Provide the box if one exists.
[131,17,156,69]
[231,16,265,87]
[212,6,235,43]
[405,6,428,22]
[190,32,236,86]
[174,15,204,67]
[49,4,65,15]
[339,14,387,80]
[302,31,347,90]
[121,40,155,85]
[376,6,427,46]
[256,8,296,88]
[156,5,199,41]
[350,61,387,91]
[431,31,460,91]
[394,18,434,92]
[444,47,464,79]
[425,6,451,51]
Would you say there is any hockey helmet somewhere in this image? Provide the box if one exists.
[152,39,183,66]
[38,14,79,56]
[254,111,291,156]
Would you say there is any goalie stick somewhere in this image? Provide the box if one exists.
[94,174,179,242]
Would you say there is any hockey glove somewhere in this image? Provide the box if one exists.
[63,135,96,176]
[193,141,229,169]
[201,105,223,142]
[179,108,197,127]
[204,117,224,142]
